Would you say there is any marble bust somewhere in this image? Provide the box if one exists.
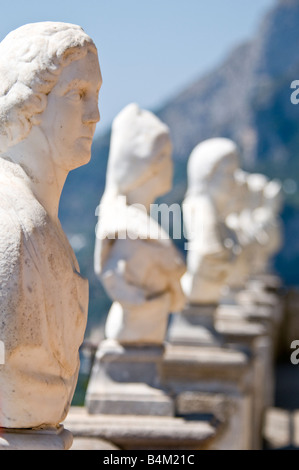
[0,22,102,429]
[94,103,186,345]
[222,173,282,299]
[181,138,241,305]
[224,169,254,293]
[262,179,283,263]
[248,177,283,276]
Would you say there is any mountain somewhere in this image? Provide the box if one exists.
[60,0,299,336]
[157,0,299,172]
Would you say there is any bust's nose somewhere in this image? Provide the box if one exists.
[83,97,100,124]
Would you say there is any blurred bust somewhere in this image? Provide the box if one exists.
[0,22,102,428]
[249,178,283,275]
[95,103,185,345]
[181,138,241,305]
[224,169,254,292]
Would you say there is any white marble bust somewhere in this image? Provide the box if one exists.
[224,169,255,293]
[181,138,241,305]
[0,22,102,428]
[94,103,186,345]
[249,178,283,275]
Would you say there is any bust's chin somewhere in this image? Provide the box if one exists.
[68,142,93,171]
[76,150,92,168]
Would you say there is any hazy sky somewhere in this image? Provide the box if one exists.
[0,0,275,133]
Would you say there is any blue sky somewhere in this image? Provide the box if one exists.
[0,0,275,133]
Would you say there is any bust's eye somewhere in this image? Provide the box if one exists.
[65,89,85,101]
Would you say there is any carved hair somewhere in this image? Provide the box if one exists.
[0,22,97,153]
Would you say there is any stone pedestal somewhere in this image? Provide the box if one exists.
[217,303,274,337]
[165,303,263,449]
[283,289,299,354]
[64,406,219,450]
[85,339,174,416]
[0,425,73,450]
[161,343,253,450]
[215,302,276,449]
[243,291,283,331]
[167,304,223,347]
[243,276,284,331]
[247,273,282,293]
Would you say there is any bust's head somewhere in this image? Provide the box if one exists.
[0,22,102,170]
[263,179,283,214]
[247,173,269,211]
[232,169,250,214]
[187,138,240,216]
[105,103,173,205]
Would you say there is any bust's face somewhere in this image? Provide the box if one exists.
[125,140,173,208]
[209,154,239,217]
[39,49,102,171]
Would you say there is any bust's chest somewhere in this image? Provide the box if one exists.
[28,206,88,314]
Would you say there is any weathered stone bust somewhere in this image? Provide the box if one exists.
[248,177,283,276]
[224,169,254,293]
[0,22,102,428]
[181,138,240,305]
[262,179,283,262]
[94,103,185,345]
[221,172,283,301]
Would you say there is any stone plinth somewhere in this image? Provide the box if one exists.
[165,303,263,449]
[242,277,285,339]
[263,408,292,449]
[219,279,284,365]
[161,344,253,449]
[85,339,173,416]
[263,408,299,450]
[216,303,274,336]
[215,304,275,449]
[237,288,280,308]
[162,344,252,392]
[176,391,252,450]
[167,304,223,347]
[64,406,218,450]
[71,437,120,450]
[247,274,282,293]
[0,426,73,451]
[283,289,299,353]
[237,287,284,333]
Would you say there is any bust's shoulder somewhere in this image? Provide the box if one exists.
[0,199,26,261]
[0,178,47,227]
[0,193,49,283]
[0,184,48,261]
[0,195,22,231]
[0,203,25,282]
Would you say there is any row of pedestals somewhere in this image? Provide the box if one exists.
[61,272,285,450]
